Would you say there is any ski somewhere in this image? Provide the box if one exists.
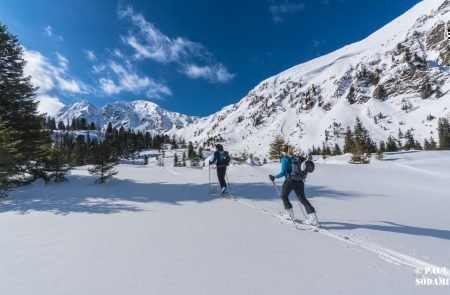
[260,208,310,231]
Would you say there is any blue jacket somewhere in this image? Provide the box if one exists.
[210,151,226,167]
[275,155,292,180]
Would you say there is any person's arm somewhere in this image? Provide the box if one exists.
[275,158,287,179]
[210,152,217,164]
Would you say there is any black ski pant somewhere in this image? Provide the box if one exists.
[216,166,227,190]
[280,180,315,214]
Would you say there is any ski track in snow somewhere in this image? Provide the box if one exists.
[165,167,179,175]
[220,192,450,280]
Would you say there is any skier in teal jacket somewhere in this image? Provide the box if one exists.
[269,145,319,226]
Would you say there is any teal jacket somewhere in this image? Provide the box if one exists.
[275,155,292,180]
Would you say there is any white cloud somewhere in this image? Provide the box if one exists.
[35,95,65,116]
[56,77,82,93]
[44,25,53,37]
[43,25,63,41]
[85,50,97,62]
[55,52,69,70]
[99,61,171,99]
[182,64,235,83]
[112,49,124,59]
[92,64,106,73]
[269,1,305,23]
[118,5,233,83]
[23,48,88,95]
[99,78,121,95]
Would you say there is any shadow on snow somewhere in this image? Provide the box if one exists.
[321,221,450,241]
[1,173,362,215]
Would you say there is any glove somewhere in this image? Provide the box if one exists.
[269,175,275,182]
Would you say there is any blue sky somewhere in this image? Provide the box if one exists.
[0,0,421,116]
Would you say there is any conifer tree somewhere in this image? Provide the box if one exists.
[0,119,21,197]
[343,126,354,153]
[187,142,197,160]
[438,118,450,150]
[332,143,342,156]
[174,153,179,167]
[386,136,399,152]
[0,23,51,183]
[88,141,118,183]
[427,136,438,150]
[72,135,87,166]
[268,135,286,160]
[378,140,386,153]
[376,142,385,160]
[45,145,70,183]
[182,152,186,167]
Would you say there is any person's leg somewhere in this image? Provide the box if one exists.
[293,181,316,214]
[217,167,227,190]
[280,181,294,209]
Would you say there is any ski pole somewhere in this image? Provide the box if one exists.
[272,180,281,197]
[296,199,306,219]
[225,173,232,195]
[271,180,295,225]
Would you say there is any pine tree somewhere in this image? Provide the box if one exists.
[376,142,385,160]
[174,153,179,167]
[72,135,87,166]
[0,24,51,183]
[198,147,204,159]
[403,129,416,150]
[351,140,370,164]
[379,140,386,153]
[429,136,438,150]
[57,121,66,131]
[438,118,450,150]
[45,145,70,183]
[332,143,342,156]
[0,119,21,197]
[386,136,399,152]
[268,135,286,160]
[88,141,118,183]
[187,142,197,160]
[343,126,354,153]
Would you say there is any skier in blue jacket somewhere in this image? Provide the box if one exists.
[269,145,319,225]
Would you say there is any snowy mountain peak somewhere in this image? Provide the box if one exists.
[55,100,197,133]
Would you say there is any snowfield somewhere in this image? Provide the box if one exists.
[1,151,450,295]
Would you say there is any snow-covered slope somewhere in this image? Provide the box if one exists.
[174,0,450,156]
[55,100,197,133]
[56,0,450,157]
[2,151,450,294]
